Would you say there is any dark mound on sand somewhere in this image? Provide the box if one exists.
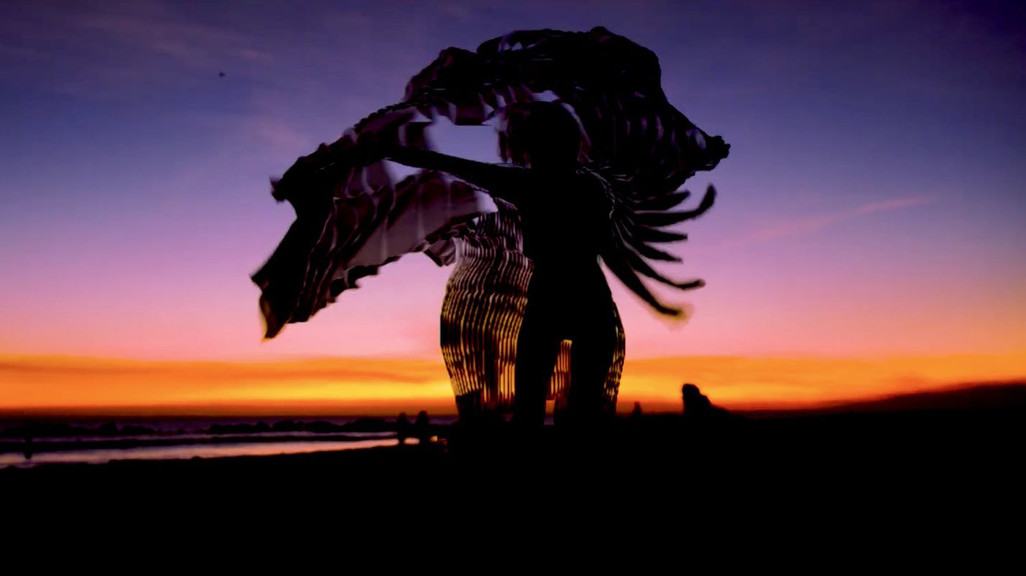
[828,382,1026,413]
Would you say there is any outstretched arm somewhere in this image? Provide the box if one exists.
[386,147,528,204]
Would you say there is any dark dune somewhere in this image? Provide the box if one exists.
[820,381,1026,413]
[739,381,1026,417]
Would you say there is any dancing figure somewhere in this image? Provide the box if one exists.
[251,27,728,423]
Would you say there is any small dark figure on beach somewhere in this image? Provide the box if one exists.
[414,410,432,445]
[388,102,618,430]
[396,412,411,446]
[682,383,728,419]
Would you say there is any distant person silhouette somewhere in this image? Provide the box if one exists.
[396,412,411,446]
[414,410,432,445]
[387,102,618,430]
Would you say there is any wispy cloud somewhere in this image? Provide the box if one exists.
[713,194,932,250]
[853,196,932,215]
[233,114,319,159]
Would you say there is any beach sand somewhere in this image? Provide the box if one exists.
[5,408,1021,537]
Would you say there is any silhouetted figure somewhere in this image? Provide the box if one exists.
[396,412,411,446]
[389,103,618,430]
[414,410,432,445]
[682,383,728,419]
[632,402,644,419]
[251,27,728,434]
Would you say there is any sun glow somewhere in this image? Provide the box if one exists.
[2,352,1023,417]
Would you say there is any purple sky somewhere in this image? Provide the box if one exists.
[0,0,1023,361]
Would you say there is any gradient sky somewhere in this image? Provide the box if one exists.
[1,1,1024,412]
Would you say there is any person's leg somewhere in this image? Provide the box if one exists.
[512,297,562,429]
[565,298,617,428]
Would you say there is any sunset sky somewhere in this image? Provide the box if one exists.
[1,0,1024,414]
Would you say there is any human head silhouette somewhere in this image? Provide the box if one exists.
[499,101,585,170]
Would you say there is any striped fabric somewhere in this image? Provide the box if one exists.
[441,200,625,416]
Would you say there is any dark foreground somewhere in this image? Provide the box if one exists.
[4,408,1023,553]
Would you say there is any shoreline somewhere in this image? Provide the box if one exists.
[5,405,1021,479]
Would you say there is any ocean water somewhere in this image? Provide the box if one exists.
[0,438,402,468]
[0,417,444,469]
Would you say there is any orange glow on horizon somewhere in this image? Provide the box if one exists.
[1,352,1024,417]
